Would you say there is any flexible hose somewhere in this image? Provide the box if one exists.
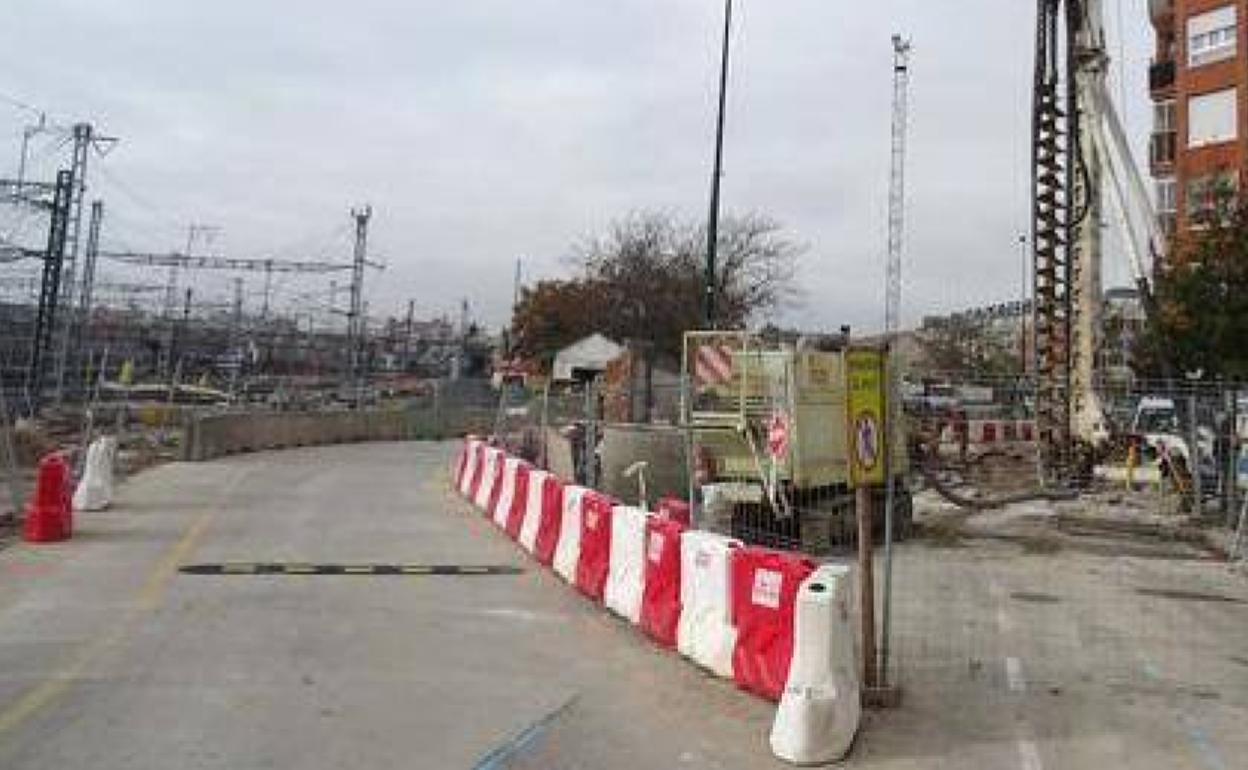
[919,462,1077,510]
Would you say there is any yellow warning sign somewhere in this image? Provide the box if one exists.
[846,350,886,486]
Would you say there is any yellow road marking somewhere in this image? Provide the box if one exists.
[0,506,216,735]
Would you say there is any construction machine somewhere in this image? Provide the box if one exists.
[682,331,910,554]
[1031,0,1166,481]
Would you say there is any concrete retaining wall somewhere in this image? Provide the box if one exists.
[182,406,496,461]
[598,424,688,506]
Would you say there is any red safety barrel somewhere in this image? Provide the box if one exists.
[574,490,615,601]
[656,496,692,527]
[640,516,686,648]
[730,547,818,701]
[532,476,565,566]
[504,462,532,539]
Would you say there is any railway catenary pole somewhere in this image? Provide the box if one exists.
[346,206,372,407]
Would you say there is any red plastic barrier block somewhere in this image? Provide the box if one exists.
[504,463,532,539]
[23,453,72,543]
[532,477,564,566]
[1003,421,1018,441]
[640,517,686,648]
[1020,422,1035,441]
[982,422,997,443]
[656,496,692,527]
[575,491,615,601]
[730,547,817,701]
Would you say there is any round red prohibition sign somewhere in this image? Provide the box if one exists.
[767,412,790,459]
[854,411,880,471]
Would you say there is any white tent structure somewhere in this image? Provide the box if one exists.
[552,334,623,382]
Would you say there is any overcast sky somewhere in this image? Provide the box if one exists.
[1,0,1155,332]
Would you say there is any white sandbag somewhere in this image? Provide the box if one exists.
[676,530,742,678]
[770,564,860,765]
[518,469,550,554]
[492,457,524,528]
[73,436,117,512]
[603,506,650,624]
[458,439,483,496]
[472,448,502,510]
[552,485,588,583]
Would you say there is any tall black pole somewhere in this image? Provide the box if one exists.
[704,0,733,328]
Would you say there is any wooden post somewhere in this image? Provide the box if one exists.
[857,484,877,690]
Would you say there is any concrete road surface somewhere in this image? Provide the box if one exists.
[0,442,784,769]
[0,441,1244,769]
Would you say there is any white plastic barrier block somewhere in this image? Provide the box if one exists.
[73,436,117,512]
[771,564,860,764]
[603,506,649,624]
[472,448,503,510]
[458,439,483,497]
[677,530,742,678]
[553,485,589,583]
[518,469,550,554]
[493,457,524,528]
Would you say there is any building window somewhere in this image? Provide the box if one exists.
[1187,87,1238,147]
[1154,101,1176,132]
[1187,5,1237,67]
[1186,170,1238,225]
[1156,178,1177,213]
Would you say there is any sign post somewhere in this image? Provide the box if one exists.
[846,349,898,704]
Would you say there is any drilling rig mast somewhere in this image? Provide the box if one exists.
[1031,0,1161,484]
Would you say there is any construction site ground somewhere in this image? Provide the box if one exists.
[0,441,1243,768]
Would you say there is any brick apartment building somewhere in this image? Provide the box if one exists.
[1149,0,1247,237]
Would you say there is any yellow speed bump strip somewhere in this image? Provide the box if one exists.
[179,563,523,576]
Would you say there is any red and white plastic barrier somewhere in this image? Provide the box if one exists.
[730,547,817,701]
[770,564,860,764]
[501,459,531,536]
[553,485,589,583]
[677,530,743,678]
[472,447,504,510]
[457,439,484,497]
[604,506,650,623]
[530,473,564,566]
[939,419,1037,447]
[490,456,521,527]
[448,437,860,765]
[517,467,545,551]
[574,491,614,602]
[656,496,692,527]
[640,516,685,648]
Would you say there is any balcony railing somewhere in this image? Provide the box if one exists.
[1150,131,1176,175]
[1150,59,1176,92]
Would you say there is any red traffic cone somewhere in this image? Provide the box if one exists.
[23,453,72,543]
